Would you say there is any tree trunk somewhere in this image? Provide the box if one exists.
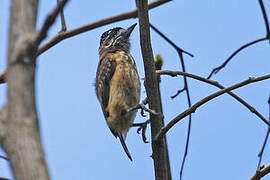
[136,0,171,179]
[0,0,50,179]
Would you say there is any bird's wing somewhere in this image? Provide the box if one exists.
[95,56,117,137]
[96,56,116,112]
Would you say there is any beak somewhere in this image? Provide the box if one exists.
[124,23,137,38]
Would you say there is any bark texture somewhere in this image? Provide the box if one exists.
[136,0,171,179]
[0,0,50,180]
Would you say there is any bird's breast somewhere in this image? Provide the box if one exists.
[105,51,141,132]
[110,51,140,99]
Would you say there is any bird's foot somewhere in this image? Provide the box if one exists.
[132,120,150,143]
[127,98,158,117]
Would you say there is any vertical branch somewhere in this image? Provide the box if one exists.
[1,0,50,179]
[257,95,270,170]
[136,0,171,179]
[150,24,194,57]
[177,52,192,180]
[149,24,193,179]
[57,0,67,32]
[155,61,172,180]
[258,0,270,38]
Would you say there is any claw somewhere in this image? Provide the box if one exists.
[133,120,150,143]
[140,108,147,117]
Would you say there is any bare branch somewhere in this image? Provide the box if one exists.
[149,24,194,178]
[0,0,171,85]
[149,24,194,179]
[2,0,50,179]
[35,0,69,45]
[250,165,270,180]
[136,0,171,179]
[157,70,269,126]
[150,24,194,57]
[159,70,270,179]
[257,95,270,171]
[207,37,268,79]
[170,87,185,98]
[258,0,270,38]
[57,0,67,32]
[208,0,270,79]
[155,73,270,141]
[37,0,171,56]
[177,52,192,180]
[0,155,8,161]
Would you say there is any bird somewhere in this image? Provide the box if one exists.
[95,23,141,161]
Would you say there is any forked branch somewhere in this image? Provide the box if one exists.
[0,0,171,84]
[207,0,270,79]
[57,0,67,32]
[157,70,269,126]
[256,95,270,177]
[155,73,270,141]
[207,37,268,79]
[250,165,270,180]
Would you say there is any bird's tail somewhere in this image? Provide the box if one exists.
[119,133,133,161]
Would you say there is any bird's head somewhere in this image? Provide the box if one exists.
[99,23,137,55]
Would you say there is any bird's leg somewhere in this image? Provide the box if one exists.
[126,98,157,143]
[132,120,150,143]
[126,98,158,117]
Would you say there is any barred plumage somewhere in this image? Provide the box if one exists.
[95,24,140,161]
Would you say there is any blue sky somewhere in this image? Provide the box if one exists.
[1,0,270,179]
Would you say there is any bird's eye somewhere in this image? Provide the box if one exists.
[104,40,112,48]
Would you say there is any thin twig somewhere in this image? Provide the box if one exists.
[0,0,171,84]
[149,24,195,179]
[35,0,69,45]
[38,0,171,56]
[207,37,268,79]
[151,24,193,179]
[157,70,269,126]
[155,73,270,141]
[150,24,194,57]
[177,52,192,180]
[208,0,270,79]
[149,24,194,179]
[151,26,193,179]
[57,0,67,32]
[0,155,9,161]
[171,87,185,98]
[250,165,270,180]
[258,0,270,38]
[160,70,270,179]
[257,95,270,170]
